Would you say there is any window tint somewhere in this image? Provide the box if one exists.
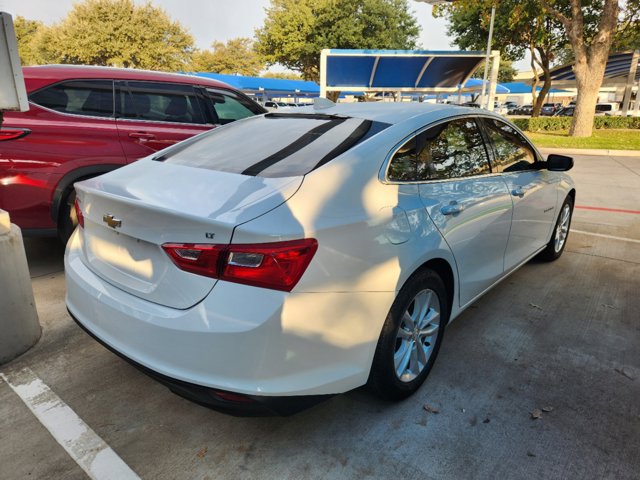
[205,88,264,124]
[387,118,491,182]
[30,80,114,117]
[483,119,536,173]
[158,114,386,178]
[119,82,206,124]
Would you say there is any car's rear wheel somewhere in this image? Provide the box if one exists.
[368,269,449,400]
[537,196,573,262]
[57,189,77,245]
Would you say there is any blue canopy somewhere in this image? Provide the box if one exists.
[500,82,568,94]
[322,49,489,93]
[190,72,320,96]
[541,52,640,85]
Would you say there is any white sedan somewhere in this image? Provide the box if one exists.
[65,103,575,415]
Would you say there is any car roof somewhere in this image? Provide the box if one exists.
[22,64,232,92]
[302,102,498,126]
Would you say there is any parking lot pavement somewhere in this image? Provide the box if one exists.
[1,154,639,480]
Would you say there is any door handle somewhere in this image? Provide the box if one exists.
[129,132,156,140]
[511,187,525,198]
[440,202,465,215]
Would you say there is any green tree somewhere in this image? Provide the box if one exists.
[262,71,302,80]
[472,59,517,83]
[14,17,44,65]
[190,38,264,75]
[539,0,637,136]
[40,0,194,71]
[256,0,420,82]
[437,0,564,117]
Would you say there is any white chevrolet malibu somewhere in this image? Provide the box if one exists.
[65,103,575,415]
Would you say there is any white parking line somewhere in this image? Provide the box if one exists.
[0,368,140,480]
[572,229,640,244]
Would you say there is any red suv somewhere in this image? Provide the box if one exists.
[0,65,266,241]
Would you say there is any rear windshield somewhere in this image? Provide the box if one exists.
[155,113,388,177]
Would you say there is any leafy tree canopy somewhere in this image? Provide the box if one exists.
[190,38,264,76]
[15,0,195,71]
[256,0,421,81]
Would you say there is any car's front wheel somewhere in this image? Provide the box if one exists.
[368,268,449,400]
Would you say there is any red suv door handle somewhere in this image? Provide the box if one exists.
[129,132,156,140]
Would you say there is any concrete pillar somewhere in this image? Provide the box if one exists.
[0,210,41,364]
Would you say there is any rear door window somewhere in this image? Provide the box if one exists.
[29,80,114,117]
[157,113,386,177]
[118,81,206,125]
[387,118,491,181]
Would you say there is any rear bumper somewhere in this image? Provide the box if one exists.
[68,309,330,416]
[65,229,394,401]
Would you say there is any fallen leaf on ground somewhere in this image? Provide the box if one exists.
[197,447,208,458]
[542,406,554,412]
[529,303,542,310]
[602,304,618,310]
[423,404,439,414]
[614,367,635,380]
[531,409,543,419]
[527,452,536,457]
[483,418,491,424]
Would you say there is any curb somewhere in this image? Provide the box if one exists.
[538,147,640,157]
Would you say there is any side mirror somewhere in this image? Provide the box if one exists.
[546,154,574,171]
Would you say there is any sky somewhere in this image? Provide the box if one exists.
[0,0,527,71]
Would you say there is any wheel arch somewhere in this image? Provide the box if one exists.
[407,257,455,322]
[50,164,122,225]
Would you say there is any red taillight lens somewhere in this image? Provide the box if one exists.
[0,128,30,141]
[162,239,318,292]
[74,198,84,228]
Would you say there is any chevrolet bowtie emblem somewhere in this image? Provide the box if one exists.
[103,214,122,229]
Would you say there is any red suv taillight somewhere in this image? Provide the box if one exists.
[74,198,84,228]
[162,239,318,292]
[0,128,30,141]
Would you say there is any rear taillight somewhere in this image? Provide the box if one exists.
[0,128,30,141]
[74,198,84,228]
[162,239,318,292]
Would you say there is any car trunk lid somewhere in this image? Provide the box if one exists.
[75,158,302,309]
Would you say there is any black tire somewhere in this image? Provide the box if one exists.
[57,189,78,245]
[537,196,574,262]
[368,268,449,400]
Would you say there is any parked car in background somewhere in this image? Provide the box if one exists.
[553,106,575,117]
[513,104,533,116]
[541,103,558,116]
[0,65,266,242]
[263,101,292,112]
[66,103,575,415]
[595,102,619,116]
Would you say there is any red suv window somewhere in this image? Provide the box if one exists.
[29,80,114,118]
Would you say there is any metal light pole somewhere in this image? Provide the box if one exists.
[415,0,496,108]
[480,5,496,109]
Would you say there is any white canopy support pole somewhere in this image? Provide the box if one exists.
[622,50,639,116]
[487,50,500,111]
[414,57,433,88]
[320,49,328,99]
[369,56,380,88]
